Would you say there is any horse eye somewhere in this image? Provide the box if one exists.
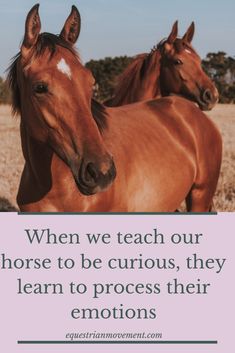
[33,82,48,94]
[174,59,183,66]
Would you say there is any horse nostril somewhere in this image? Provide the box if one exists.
[85,162,99,183]
[109,160,116,180]
[202,89,213,103]
[79,158,116,192]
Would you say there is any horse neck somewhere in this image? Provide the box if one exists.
[110,51,162,106]
[141,50,162,99]
[20,121,55,187]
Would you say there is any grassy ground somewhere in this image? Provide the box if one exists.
[0,104,234,211]
[209,105,235,211]
[0,105,22,211]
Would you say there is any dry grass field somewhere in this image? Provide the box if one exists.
[0,104,234,212]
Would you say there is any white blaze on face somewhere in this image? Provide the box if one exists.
[57,58,72,79]
[185,49,192,54]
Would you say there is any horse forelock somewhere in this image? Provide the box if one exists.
[174,39,198,56]
[34,33,80,60]
[156,37,198,57]
[91,99,108,133]
[7,53,21,116]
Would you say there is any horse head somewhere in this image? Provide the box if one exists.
[10,4,116,196]
[159,21,219,110]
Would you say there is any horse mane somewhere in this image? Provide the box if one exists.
[157,37,198,57]
[7,33,107,131]
[108,51,160,106]
[7,52,21,116]
[91,99,108,132]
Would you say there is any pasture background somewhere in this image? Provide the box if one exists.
[0,104,234,212]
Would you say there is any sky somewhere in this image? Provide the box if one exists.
[0,0,235,76]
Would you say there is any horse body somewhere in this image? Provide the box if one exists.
[18,96,222,212]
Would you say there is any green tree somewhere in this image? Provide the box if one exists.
[86,56,133,101]
[202,52,235,103]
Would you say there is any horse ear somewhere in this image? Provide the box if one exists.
[167,21,178,44]
[60,5,81,44]
[182,22,195,43]
[21,4,41,56]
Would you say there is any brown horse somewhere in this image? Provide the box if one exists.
[8,5,222,212]
[106,21,218,110]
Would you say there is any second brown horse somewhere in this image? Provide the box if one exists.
[106,21,218,110]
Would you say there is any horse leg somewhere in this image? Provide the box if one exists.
[186,124,222,213]
[208,200,216,212]
[186,185,215,212]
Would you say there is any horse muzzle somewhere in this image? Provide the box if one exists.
[198,88,219,111]
[75,157,116,195]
